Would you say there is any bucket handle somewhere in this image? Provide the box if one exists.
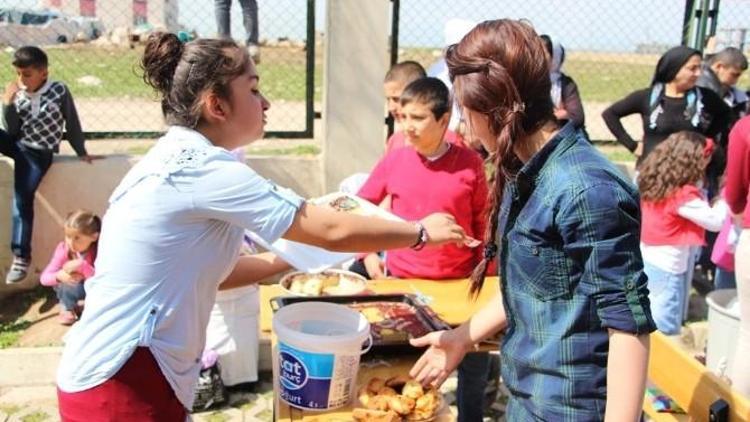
[360,333,374,355]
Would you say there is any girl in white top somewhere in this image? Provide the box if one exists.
[56,33,468,421]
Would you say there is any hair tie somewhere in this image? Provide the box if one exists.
[176,31,193,43]
[703,137,715,158]
[511,102,526,113]
[483,243,498,260]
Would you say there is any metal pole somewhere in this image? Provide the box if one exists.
[696,0,711,50]
[390,0,400,67]
[387,0,400,137]
[304,0,315,138]
[682,0,696,46]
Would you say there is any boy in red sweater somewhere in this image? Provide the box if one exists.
[354,77,495,422]
[356,77,487,279]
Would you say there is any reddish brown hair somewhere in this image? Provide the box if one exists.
[446,19,555,296]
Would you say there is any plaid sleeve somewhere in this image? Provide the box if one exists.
[558,182,656,334]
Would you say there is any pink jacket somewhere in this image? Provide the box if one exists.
[40,241,97,287]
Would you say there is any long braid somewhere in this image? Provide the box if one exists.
[446,19,555,297]
[469,108,524,297]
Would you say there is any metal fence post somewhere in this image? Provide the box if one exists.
[682,0,697,47]
[304,0,315,139]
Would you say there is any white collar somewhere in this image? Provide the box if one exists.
[24,79,53,98]
[165,126,217,149]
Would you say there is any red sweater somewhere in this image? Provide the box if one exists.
[358,144,487,279]
[641,185,706,246]
[726,115,750,228]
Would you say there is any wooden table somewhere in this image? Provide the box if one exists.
[260,277,500,422]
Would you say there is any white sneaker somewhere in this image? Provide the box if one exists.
[5,256,30,284]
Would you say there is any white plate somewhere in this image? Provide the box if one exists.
[247,233,354,273]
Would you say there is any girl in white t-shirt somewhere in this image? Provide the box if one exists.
[56,33,470,420]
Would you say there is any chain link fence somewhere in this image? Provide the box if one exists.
[0,0,317,138]
[391,0,750,144]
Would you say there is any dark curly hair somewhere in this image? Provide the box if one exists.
[140,33,249,128]
[638,131,709,201]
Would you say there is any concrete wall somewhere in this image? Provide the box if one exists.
[0,154,323,297]
[322,0,390,192]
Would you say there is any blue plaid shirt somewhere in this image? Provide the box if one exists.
[497,123,656,421]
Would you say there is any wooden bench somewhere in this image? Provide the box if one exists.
[643,332,750,422]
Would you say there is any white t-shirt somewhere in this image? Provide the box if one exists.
[57,126,303,408]
[641,198,727,273]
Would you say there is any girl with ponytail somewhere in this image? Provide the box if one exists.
[409,19,656,421]
[56,33,469,420]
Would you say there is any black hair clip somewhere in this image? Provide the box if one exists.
[483,243,498,260]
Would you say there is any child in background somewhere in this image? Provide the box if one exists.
[2,46,95,284]
[638,131,726,334]
[539,34,586,129]
[383,62,466,153]
[383,61,426,152]
[356,77,486,279]
[40,210,100,325]
[427,18,477,132]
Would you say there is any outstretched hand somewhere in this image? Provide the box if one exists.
[363,253,385,279]
[80,154,105,164]
[419,213,468,246]
[409,329,471,388]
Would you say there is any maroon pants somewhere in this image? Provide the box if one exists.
[58,347,187,422]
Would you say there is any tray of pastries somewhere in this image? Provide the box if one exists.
[353,375,444,421]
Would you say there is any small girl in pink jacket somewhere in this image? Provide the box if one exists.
[40,210,100,325]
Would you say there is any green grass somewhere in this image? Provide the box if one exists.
[0,404,21,416]
[596,144,638,162]
[565,59,653,102]
[399,48,656,102]
[0,320,32,349]
[204,411,231,422]
[0,45,323,102]
[0,44,687,105]
[126,143,320,156]
[21,411,49,422]
[0,286,54,348]
[249,144,320,156]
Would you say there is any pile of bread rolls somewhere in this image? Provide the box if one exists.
[352,375,442,421]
